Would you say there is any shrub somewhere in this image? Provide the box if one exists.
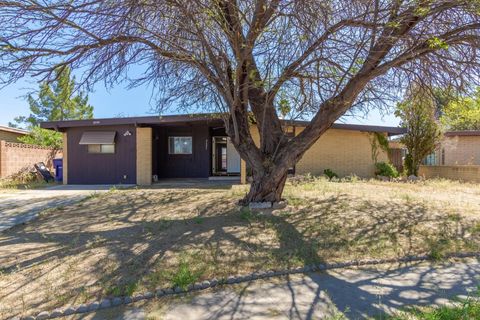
[323,169,338,181]
[374,162,399,178]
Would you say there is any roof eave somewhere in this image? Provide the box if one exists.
[0,125,29,135]
[40,114,406,135]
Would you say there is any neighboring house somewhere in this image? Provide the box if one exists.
[417,131,480,183]
[424,131,480,166]
[40,114,405,185]
[389,131,480,168]
[0,125,28,142]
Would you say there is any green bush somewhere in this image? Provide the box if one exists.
[323,169,338,181]
[375,162,399,178]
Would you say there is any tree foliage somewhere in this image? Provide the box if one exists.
[18,126,63,149]
[10,67,93,148]
[440,88,480,131]
[0,1,479,202]
[11,67,93,128]
[396,87,442,176]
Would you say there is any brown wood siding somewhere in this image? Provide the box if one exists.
[66,125,136,184]
[153,125,211,178]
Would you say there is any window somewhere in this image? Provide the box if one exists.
[422,152,437,166]
[88,144,115,154]
[168,136,192,154]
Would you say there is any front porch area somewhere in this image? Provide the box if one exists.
[136,121,244,186]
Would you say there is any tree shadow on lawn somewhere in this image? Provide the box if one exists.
[0,189,479,318]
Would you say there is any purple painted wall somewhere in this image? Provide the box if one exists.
[66,125,136,184]
[153,125,211,178]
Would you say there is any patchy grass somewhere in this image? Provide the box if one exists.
[1,178,480,318]
[169,257,204,290]
[387,291,480,320]
[0,179,54,191]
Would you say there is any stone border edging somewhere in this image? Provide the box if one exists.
[18,251,480,320]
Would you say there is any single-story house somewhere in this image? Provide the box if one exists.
[40,114,405,185]
[0,125,28,142]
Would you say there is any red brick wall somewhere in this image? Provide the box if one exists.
[0,140,63,178]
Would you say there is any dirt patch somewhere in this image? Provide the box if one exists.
[1,179,479,318]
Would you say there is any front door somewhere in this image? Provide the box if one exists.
[212,136,241,175]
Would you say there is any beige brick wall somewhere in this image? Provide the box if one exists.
[439,136,480,165]
[0,131,24,143]
[247,125,388,178]
[0,140,62,179]
[419,165,480,183]
[295,127,388,177]
[136,127,152,185]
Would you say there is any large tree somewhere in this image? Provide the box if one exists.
[9,66,93,148]
[11,67,93,128]
[1,1,479,204]
[396,86,442,176]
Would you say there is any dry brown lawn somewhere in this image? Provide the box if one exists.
[1,178,480,319]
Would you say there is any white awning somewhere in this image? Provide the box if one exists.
[79,131,116,145]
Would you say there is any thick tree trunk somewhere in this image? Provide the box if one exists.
[240,162,289,205]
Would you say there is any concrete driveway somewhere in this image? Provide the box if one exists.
[0,184,133,232]
[75,259,480,320]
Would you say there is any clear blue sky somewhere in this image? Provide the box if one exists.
[0,76,400,127]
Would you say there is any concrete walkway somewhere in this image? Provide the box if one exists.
[0,185,132,232]
[76,259,480,320]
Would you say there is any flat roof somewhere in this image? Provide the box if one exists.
[40,114,406,136]
[0,125,29,135]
